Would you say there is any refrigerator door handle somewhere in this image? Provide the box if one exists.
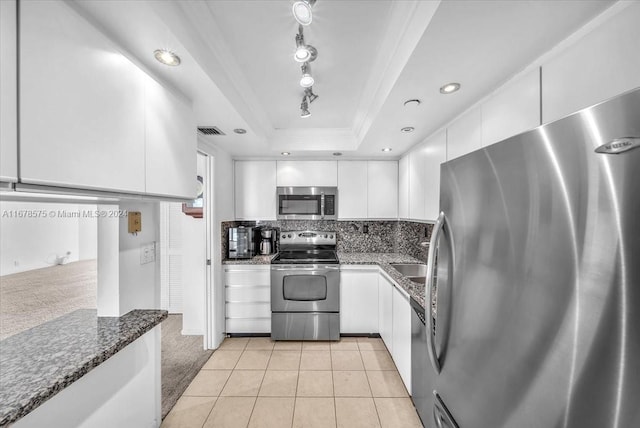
[425,211,446,373]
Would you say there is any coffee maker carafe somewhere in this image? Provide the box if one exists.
[259,229,275,255]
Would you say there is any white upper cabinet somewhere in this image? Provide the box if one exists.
[337,161,368,219]
[367,161,398,219]
[423,130,446,221]
[408,144,426,221]
[235,161,277,220]
[542,3,640,123]
[276,161,337,187]
[446,107,482,161]
[482,68,540,147]
[144,77,196,199]
[398,155,409,219]
[0,0,17,183]
[19,0,146,193]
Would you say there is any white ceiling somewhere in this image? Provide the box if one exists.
[74,0,616,159]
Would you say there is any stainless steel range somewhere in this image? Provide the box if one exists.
[271,230,340,341]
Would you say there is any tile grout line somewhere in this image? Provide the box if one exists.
[243,340,272,428]
[196,338,248,427]
[360,345,384,428]
[330,342,339,428]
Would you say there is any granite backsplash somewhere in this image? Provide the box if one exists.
[222,220,433,263]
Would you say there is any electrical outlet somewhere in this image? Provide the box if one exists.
[140,242,156,265]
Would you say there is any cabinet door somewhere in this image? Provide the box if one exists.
[337,161,368,219]
[398,155,409,219]
[392,286,412,394]
[424,130,446,221]
[378,274,393,353]
[367,161,398,219]
[446,107,482,161]
[340,268,379,334]
[408,145,426,221]
[482,68,540,147]
[0,0,17,182]
[19,0,146,193]
[542,4,640,123]
[276,161,338,187]
[144,77,196,199]
[234,161,277,220]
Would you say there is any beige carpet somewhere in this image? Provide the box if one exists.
[0,259,97,340]
[161,314,213,419]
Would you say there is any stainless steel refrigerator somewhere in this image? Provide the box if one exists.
[418,87,640,427]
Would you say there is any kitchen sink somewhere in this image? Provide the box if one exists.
[407,276,426,284]
[390,263,427,277]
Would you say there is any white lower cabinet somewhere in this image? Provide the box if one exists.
[378,274,394,354]
[392,285,412,394]
[340,267,379,334]
[224,265,270,334]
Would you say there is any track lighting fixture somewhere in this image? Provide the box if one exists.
[304,87,318,103]
[300,97,311,118]
[300,62,314,88]
[294,27,317,63]
[291,3,319,118]
[292,0,316,26]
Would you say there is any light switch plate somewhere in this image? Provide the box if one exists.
[140,242,156,265]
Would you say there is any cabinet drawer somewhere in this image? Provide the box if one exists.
[226,302,271,319]
[226,318,271,334]
[226,286,270,303]
[224,269,270,286]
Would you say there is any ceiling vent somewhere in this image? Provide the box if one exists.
[197,126,225,136]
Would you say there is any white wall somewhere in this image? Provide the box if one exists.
[180,151,207,335]
[0,201,98,275]
[78,205,98,260]
[118,201,160,315]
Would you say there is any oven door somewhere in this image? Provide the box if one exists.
[271,265,340,312]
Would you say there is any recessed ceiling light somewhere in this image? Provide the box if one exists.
[403,99,421,107]
[401,127,415,133]
[382,148,392,152]
[332,152,342,156]
[281,152,291,156]
[154,49,180,66]
[440,82,461,94]
[233,128,247,134]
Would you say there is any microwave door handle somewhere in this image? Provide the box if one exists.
[321,193,325,219]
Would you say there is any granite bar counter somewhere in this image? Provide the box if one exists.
[0,309,167,427]
[338,252,428,309]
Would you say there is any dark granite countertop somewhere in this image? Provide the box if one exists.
[222,254,276,265]
[0,309,167,427]
[338,252,427,309]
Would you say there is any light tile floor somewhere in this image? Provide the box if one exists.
[161,337,424,428]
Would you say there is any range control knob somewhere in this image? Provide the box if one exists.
[287,234,292,238]
[330,234,334,239]
[324,234,328,238]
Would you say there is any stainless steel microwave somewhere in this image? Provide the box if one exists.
[276,187,337,220]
